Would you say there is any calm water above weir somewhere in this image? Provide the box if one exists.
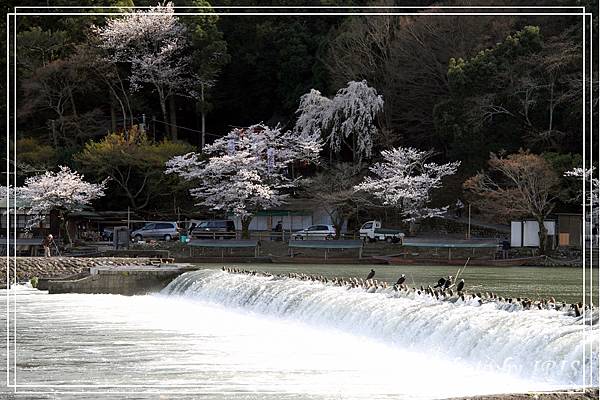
[2,264,598,400]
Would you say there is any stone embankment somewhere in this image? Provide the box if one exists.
[0,257,166,284]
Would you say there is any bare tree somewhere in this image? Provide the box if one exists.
[464,150,559,254]
[301,163,365,238]
[326,13,514,148]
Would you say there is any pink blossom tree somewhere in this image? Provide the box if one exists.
[166,124,322,238]
[355,147,460,221]
[20,166,107,244]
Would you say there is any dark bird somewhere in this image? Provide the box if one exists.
[444,276,453,290]
[366,269,375,280]
[433,277,446,288]
[396,274,406,286]
[456,279,465,292]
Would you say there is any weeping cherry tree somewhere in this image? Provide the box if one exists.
[165,124,322,238]
[295,80,383,165]
[355,147,460,221]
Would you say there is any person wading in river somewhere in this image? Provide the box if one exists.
[42,234,54,257]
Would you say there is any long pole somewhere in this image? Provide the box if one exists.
[127,207,130,230]
[468,203,471,239]
[201,83,206,149]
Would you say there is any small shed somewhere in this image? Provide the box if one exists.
[0,196,50,234]
[511,219,557,249]
[555,213,582,247]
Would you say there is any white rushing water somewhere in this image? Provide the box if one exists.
[3,269,598,399]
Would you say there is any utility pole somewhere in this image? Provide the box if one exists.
[152,115,156,142]
[467,203,471,239]
[201,83,206,149]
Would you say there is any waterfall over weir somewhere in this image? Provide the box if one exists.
[163,269,598,388]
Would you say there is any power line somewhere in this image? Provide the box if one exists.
[152,119,223,138]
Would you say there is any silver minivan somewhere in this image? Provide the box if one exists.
[131,222,179,241]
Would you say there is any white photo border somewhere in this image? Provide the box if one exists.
[4,4,598,396]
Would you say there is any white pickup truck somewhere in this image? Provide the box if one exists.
[359,220,405,243]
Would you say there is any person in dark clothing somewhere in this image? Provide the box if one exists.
[455,199,464,218]
[273,220,283,241]
[501,237,510,259]
[42,234,53,257]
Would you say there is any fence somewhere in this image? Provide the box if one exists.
[188,230,359,241]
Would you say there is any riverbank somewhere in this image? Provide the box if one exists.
[125,239,587,267]
[0,257,172,285]
[456,388,598,399]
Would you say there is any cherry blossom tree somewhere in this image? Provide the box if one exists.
[94,2,195,139]
[166,124,322,238]
[355,147,460,221]
[564,167,599,210]
[295,89,332,139]
[20,166,107,245]
[295,80,384,165]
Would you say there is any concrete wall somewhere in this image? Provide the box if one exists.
[47,269,187,296]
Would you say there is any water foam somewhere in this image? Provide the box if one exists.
[163,269,599,387]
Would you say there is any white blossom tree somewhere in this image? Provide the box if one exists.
[354,147,460,221]
[20,166,107,245]
[295,89,332,139]
[295,80,384,165]
[166,124,322,237]
[94,2,195,139]
[564,167,599,212]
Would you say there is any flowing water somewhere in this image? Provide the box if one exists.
[1,265,598,399]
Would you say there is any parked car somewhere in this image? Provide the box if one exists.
[191,220,236,239]
[359,220,404,243]
[101,228,114,241]
[131,222,179,241]
[293,225,336,240]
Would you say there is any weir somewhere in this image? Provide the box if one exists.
[46,264,196,295]
[162,269,599,388]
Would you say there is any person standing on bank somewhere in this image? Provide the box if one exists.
[42,234,54,257]
[501,237,510,259]
[455,198,464,218]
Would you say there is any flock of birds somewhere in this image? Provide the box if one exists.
[220,267,594,319]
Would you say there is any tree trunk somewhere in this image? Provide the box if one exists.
[159,95,168,138]
[169,95,178,140]
[536,217,548,255]
[60,211,72,246]
[110,100,117,133]
[50,119,58,147]
[241,216,253,239]
[330,211,345,240]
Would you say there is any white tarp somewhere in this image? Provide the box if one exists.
[511,220,556,247]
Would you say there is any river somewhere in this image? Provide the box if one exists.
[1,264,598,399]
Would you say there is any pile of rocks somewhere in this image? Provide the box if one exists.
[0,257,162,283]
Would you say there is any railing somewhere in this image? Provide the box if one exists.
[189,231,238,240]
[187,230,360,241]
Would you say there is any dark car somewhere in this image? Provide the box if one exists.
[191,220,236,239]
[101,228,114,241]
